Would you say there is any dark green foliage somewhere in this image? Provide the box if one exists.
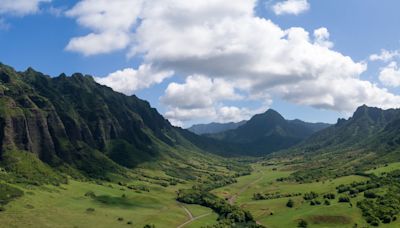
[364,191,377,199]
[286,199,294,208]
[324,200,331,205]
[0,183,23,205]
[84,191,96,198]
[177,175,259,227]
[298,219,308,228]
[177,187,257,226]
[338,196,350,203]
[323,193,336,200]
[303,191,318,200]
[253,192,301,200]
[309,200,321,206]
[143,224,155,228]
[86,208,95,213]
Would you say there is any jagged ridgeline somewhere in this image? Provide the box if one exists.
[0,63,226,182]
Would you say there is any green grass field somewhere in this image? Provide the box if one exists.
[2,159,400,228]
[213,163,400,228]
[0,177,220,228]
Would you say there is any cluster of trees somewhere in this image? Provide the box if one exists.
[355,171,400,226]
[253,192,301,201]
[177,189,261,227]
[336,181,380,195]
[338,196,350,203]
[303,191,319,200]
[139,172,185,186]
[194,174,237,192]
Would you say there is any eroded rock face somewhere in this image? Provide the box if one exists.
[0,63,175,174]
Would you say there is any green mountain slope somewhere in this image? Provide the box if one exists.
[204,109,330,156]
[276,105,400,181]
[0,63,235,182]
[292,105,400,154]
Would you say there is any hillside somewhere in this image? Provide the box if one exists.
[276,105,400,182]
[204,109,330,156]
[187,121,246,135]
[0,63,242,183]
[291,105,400,154]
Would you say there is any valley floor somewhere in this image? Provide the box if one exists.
[2,161,400,227]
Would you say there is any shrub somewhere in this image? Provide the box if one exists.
[84,191,96,198]
[323,193,335,200]
[298,219,308,228]
[143,225,155,228]
[303,192,318,200]
[286,199,294,208]
[324,200,331,205]
[86,208,95,213]
[364,191,377,199]
[117,217,124,221]
[338,196,350,203]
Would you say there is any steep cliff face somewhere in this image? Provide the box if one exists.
[0,63,177,178]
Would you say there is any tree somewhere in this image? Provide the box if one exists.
[286,199,294,208]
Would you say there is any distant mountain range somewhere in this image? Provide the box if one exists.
[292,105,400,156]
[196,109,331,156]
[187,121,246,135]
[2,61,400,181]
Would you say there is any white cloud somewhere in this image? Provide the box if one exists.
[378,62,400,87]
[161,75,241,110]
[66,32,131,56]
[94,64,174,95]
[313,27,333,48]
[369,49,400,62]
[161,75,267,124]
[65,0,142,55]
[0,0,51,16]
[272,0,310,15]
[66,0,400,124]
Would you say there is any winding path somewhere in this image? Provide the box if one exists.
[177,204,211,228]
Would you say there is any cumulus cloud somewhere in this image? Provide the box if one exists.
[161,75,241,109]
[272,0,310,15]
[161,75,269,124]
[370,49,400,62]
[313,27,333,48]
[65,0,142,56]
[378,62,400,87]
[0,0,51,16]
[66,32,131,56]
[66,0,400,124]
[94,64,173,95]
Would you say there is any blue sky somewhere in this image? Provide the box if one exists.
[1,0,400,127]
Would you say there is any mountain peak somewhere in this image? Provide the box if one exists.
[352,105,383,120]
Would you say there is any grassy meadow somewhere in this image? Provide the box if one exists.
[2,155,400,227]
[213,162,400,228]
